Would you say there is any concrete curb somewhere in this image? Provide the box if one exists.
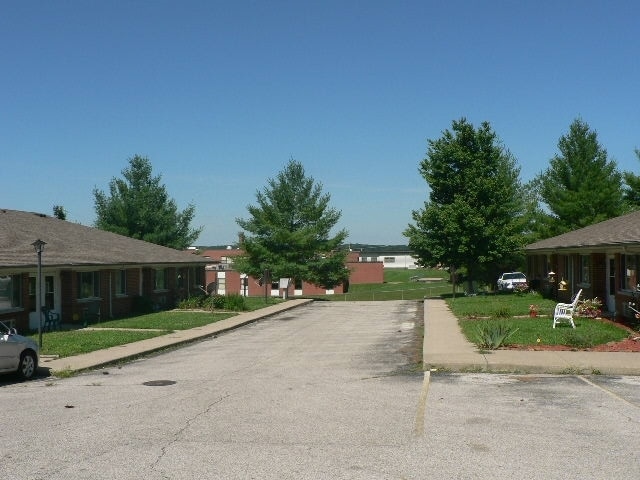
[42,299,313,374]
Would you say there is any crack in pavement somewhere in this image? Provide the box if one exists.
[150,392,231,476]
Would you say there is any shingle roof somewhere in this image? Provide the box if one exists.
[0,209,207,269]
[525,210,640,251]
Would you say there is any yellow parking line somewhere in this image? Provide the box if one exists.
[413,370,431,437]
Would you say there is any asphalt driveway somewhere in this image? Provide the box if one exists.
[1,301,639,479]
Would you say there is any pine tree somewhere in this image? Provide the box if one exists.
[234,159,349,289]
[535,118,624,236]
[93,155,202,249]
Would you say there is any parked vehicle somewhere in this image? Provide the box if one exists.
[497,272,528,292]
[0,321,39,379]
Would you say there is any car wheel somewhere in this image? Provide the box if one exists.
[18,351,37,380]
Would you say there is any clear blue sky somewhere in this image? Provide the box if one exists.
[2,0,639,246]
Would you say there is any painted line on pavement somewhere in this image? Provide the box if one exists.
[413,370,431,437]
[577,375,640,410]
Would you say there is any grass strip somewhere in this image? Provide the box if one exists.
[90,311,237,330]
[32,330,168,358]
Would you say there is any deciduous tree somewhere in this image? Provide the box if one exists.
[404,118,527,292]
[623,149,640,208]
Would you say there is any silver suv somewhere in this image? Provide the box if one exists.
[497,272,528,292]
[0,321,39,380]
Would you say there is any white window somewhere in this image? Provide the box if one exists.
[580,255,590,284]
[0,275,22,310]
[154,269,167,290]
[116,270,127,295]
[78,271,100,299]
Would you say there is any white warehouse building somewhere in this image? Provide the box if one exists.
[356,246,419,269]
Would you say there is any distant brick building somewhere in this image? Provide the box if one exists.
[201,248,383,298]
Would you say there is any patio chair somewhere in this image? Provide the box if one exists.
[552,289,582,329]
[42,306,61,331]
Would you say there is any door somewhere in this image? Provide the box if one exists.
[29,274,59,330]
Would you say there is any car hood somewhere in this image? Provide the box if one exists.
[3,333,39,352]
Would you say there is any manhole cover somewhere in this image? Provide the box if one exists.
[143,380,177,386]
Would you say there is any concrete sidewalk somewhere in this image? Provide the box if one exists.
[41,299,314,374]
[423,298,640,375]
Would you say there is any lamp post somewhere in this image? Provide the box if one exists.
[32,239,46,348]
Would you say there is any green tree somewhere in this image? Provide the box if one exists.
[235,159,349,289]
[535,118,625,236]
[623,149,640,208]
[53,205,67,220]
[93,155,202,249]
[404,118,527,292]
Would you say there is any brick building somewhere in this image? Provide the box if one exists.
[200,248,383,298]
[0,209,208,331]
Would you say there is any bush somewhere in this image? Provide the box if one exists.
[474,323,519,350]
[513,283,529,295]
[575,298,603,318]
[177,296,203,309]
[224,293,247,311]
[177,293,247,312]
[210,294,226,309]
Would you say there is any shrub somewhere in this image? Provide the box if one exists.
[177,296,203,309]
[513,283,529,295]
[224,293,247,311]
[474,323,519,350]
[575,298,603,318]
[210,294,226,309]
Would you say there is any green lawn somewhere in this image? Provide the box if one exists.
[447,291,557,318]
[448,292,630,349]
[32,310,238,358]
[91,311,237,330]
[318,268,452,301]
[33,329,168,358]
[31,298,290,359]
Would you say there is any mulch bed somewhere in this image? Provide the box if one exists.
[504,338,640,352]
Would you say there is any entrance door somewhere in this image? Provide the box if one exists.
[606,256,616,313]
[28,274,59,330]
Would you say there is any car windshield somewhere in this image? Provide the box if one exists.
[504,273,526,280]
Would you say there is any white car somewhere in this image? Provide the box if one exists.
[497,272,528,292]
[0,321,39,380]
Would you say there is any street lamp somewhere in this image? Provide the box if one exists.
[32,239,46,348]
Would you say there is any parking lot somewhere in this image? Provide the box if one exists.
[1,301,639,479]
